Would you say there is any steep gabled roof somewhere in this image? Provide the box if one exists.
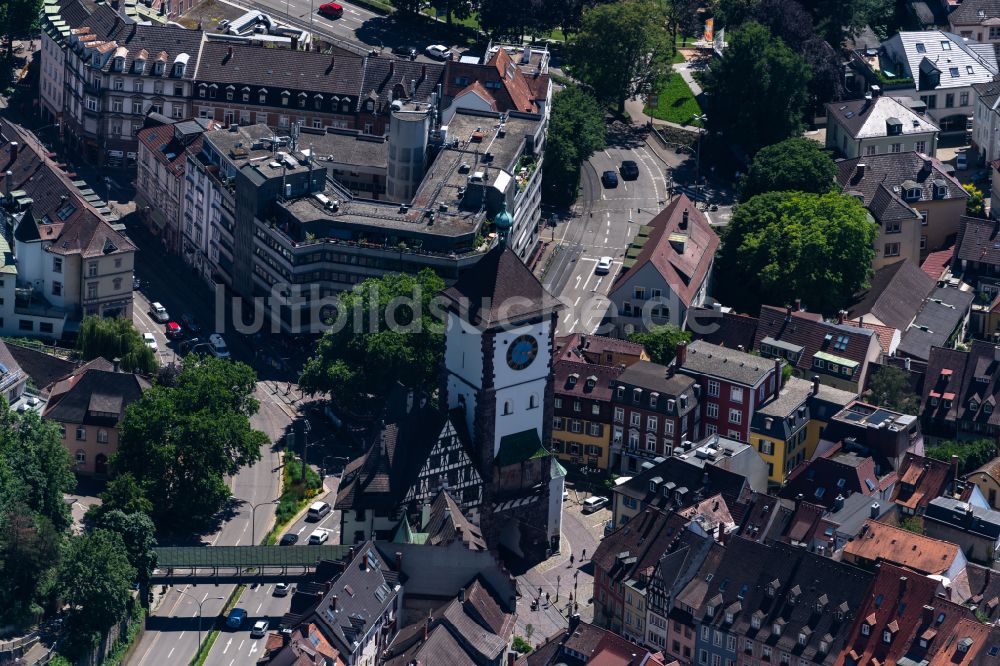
[827,95,939,139]
[754,306,876,381]
[441,243,562,329]
[610,195,719,308]
[847,259,936,330]
[844,519,961,575]
[956,215,1000,267]
[892,453,953,513]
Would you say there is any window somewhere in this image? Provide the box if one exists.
[759,440,774,455]
[883,630,892,644]
[707,380,720,397]
[961,92,969,106]
[530,394,539,409]
[554,397,563,409]
[865,145,877,156]
[884,242,901,257]
[97,430,109,444]
[571,420,583,434]
[665,420,674,435]
[53,257,62,273]
[890,143,902,153]
[113,277,122,291]
[945,93,955,108]
[260,90,268,104]
[706,402,719,418]
[647,415,658,432]
[885,219,901,234]
[920,210,928,226]
[76,427,87,441]
[634,286,646,300]
[113,78,124,90]
[52,281,62,296]
[86,97,99,112]
[915,42,926,53]
[614,407,625,423]
[751,615,761,629]
[861,624,870,636]
[941,40,952,50]
[75,450,86,465]
[132,100,143,114]
[554,417,564,430]
[730,386,743,403]
[645,434,656,451]
[728,408,742,424]
[949,66,960,77]
[589,423,602,437]
[630,412,640,427]
[87,283,98,299]
[592,404,600,415]
[914,140,926,153]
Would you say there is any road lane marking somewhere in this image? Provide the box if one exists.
[573,296,581,307]
[223,638,232,654]
[250,642,259,655]
[256,601,263,612]
[167,648,174,658]
[570,318,579,330]
[239,640,245,651]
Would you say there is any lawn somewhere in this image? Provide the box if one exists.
[644,73,704,127]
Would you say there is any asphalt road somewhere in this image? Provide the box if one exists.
[235,0,469,63]
[201,582,285,666]
[545,129,674,337]
[128,387,289,666]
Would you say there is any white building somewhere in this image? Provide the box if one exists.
[874,31,997,132]
[826,93,940,158]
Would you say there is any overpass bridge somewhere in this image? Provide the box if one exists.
[151,545,353,585]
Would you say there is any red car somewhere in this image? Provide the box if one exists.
[318,3,343,18]
[165,321,184,339]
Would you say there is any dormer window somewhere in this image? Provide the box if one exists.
[632,388,642,404]
[366,100,375,112]
[970,399,980,411]
[281,91,290,106]
[198,83,206,98]
[616,386,625,399]
[883,630,892,644]
[751,615,761,629]
[819,639,830,653]
[649,392,658,408]
[134,59,145,74]
[226,84,235,100]
[905,188,921,201]
[707,604,716,617]
[862,623,870,636]
[154,61,164,75]
[567,374,579,387]
[799,633,808,646]
[298,91,308,107]
[173,62,184,77]
[113,57,124,72]
[725,611,734,624]
[986,403,994,415]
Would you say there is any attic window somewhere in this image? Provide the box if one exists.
[862,623,871,636]
[56,202,76,220]
[567,373,579,387]
[970,399,980,411]
[905,188,921,201]
[986,403,994,415]
[773,622,783,636]
[725,611,734,624]
[941,41,951,50]
[967,65,975,75]
[751,615,762,629]
[950,67,960,78]
[916,42,926,53]
[883,630,893,644]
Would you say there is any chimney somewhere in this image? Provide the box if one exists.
[870,502,880,518]
[812,375,820,395]
[331,595,338,611]
[507,651,516,666]
[837,310,846,324]
[420,63,427,82]
[388,61,394,78]
[922,604,934,624]
[569,613,581,632]
[794,298,802,312]
[395,551,402,571]
[774,358,782,394]
[899,576,908,595]
[951,455,960,486]
[871,84,881,98]
[113,357,121,373]
[459,587,466,603]
[680,208,689,230]
[227,45,233,59]
[349,546,356,562]
[423,614,431,641]
[9,141,18,162]
[856,163,866,178]
[676,341,687,367]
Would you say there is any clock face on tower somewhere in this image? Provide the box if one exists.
[507,334,539,371]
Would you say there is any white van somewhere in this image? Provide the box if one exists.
[581,496,608,514]
[307,500,331,521]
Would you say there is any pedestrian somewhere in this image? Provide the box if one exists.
[545,591,550,603]
[570,554,575,566]
[582,548,587,561]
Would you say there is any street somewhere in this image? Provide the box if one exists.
[129,385,288,666]
[544,126,676,337]
[199,583,282,666]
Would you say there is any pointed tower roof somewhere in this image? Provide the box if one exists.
[441,243,563,330]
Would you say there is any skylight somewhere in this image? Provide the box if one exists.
[950,67,960,77]
[941,41,951,50]
[967,65,975,74]
[915,42,926,53]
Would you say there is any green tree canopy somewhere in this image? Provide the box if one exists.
[964,183,986,218]
[739,138,836,201]
[96,511,157,584]
[299,269,446,413]
[926,439,997,476]
[109,357,266,532]
[702,22,811,155]
[0,407,75,531]
[570,0,670,111]
[542,85,606,206]
[77,316,157,375]
[0,0,42,56]
[867,366,919,414]
[0,506,62,625]
[628,325,692,366]
[58,529,135,639]
[714,191,878,313]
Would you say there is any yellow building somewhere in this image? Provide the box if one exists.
[551,362,619,472]
[750,377,814,487]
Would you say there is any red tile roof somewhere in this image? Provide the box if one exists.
[892,453,953,513]
[921,248,954,280]
[844,519,961,575]
[610,195,719,308]
[843,319,898,354]
[555,333,647,365]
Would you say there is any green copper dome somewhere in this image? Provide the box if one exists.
[494,199,513,242]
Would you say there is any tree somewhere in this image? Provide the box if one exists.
[429,0,473,26]
[714,0,760,27]
[97,473,153,518]
[512,636,532,654]
[739,138,836,201]
[77,316,157,375]
[96,511,157,584]
[542,86,606,206]
[714,191,878,313]
[926,439,997,475]
[964,184,986,218]
[570,0,670,112]
[0,0,42,57]
[299,270,447,413]
[58,529,135,637]
[628,325,692,366]
[0,406,75,532]
[800,0,891,46]
[0,506,62,625]
[110,357,267,532]
[663,0,701,53]
[390,0,422,14]
[702,22,811,155]
[867,366,919,414]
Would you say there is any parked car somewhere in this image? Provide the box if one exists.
[619,160,640,180]
[318,2,343,17]
[150,302,169,323]
[392,44,418,60]
[165,321,183,339]
[217,19,230,30]
[208,333,230,359]
[307,501,331,521]
[142,332,158,351]
[274,583,292,597]
[279,533,298,546]
[957,151,968,171]
[601,170,619,188]
[308,529,330,545]
[250,620,269,638]
[425,44,452,60]
[595,256,613,275]
[226,608,247,629]
[581,496,608,513]
[181,313,202,333]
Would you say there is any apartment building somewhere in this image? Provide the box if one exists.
[672,341,780,445]
[825,93,939,158]
[0,121,135,339]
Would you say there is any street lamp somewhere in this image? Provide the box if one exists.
[693,114,708,185]
[176,589,224,659]
[32,122,60,153]
[234,498,280,545]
